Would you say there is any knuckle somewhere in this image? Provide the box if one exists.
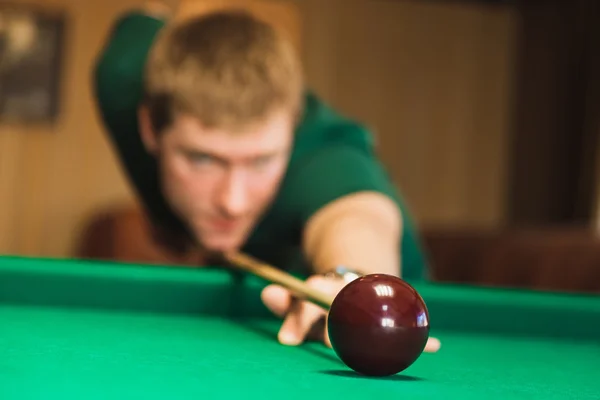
[307,274,347,292]
[306,274,324,284]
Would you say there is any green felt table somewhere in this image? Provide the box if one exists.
[1,255,599,399]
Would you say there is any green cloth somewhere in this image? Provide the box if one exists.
[2,256,600,399]
[92,12,428,279]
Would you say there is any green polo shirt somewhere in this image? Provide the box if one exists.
[93,12,428,280]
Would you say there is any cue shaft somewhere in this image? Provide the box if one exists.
[225,252,335,310]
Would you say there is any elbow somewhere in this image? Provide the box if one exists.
[93,48,139,96]
[92,12,160,106]
[91,11,166,133]
[92,51,141,121]
[93,31,140,94]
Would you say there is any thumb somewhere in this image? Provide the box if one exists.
[261,284,293,318]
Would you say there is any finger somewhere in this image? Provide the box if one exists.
[323,320,332,348]
[278,300,326,346]
[278,275,345,346]
[424,337,441,353]
[260,284,292,318]
[305,314,328,345]
[262,284,329,346]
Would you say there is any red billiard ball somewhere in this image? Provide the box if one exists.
[326,274,430,376]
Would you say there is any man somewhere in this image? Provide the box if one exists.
[93,2,438,351]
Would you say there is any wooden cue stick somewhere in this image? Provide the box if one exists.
[224,252,335,310]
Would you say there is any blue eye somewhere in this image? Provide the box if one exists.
[190,154,212,164]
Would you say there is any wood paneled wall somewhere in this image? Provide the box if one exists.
[0,0,141,257]
[0,0,519,258]
[298,0,517,228]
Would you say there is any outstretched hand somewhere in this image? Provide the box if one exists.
[260,274,441,352]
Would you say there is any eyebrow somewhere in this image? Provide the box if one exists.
[179,146,281,163]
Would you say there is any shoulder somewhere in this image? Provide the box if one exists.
[280,91,394,220]
[289,92,377,160]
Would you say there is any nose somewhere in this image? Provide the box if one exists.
[217,169,249,218]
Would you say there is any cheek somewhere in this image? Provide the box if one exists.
[162,154,190,189]
[161,154,213,200]
[249,161,288,200]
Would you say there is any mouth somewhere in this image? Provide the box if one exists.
[209,218,240,232]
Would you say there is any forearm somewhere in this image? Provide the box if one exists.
[303,192,402,277]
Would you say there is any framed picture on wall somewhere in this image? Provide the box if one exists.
[0,3,67,124]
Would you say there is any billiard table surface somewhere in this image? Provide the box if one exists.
[1,255,599,399]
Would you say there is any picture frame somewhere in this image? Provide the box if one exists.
[0,3,67,124]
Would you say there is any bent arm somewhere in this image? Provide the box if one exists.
[93,9,166,131]
[283,143,428,281]
[92,4,192,250]
[303,191,402,277]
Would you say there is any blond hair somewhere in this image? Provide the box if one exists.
[143,10,304,133]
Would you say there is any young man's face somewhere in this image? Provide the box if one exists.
[148,110,295,253]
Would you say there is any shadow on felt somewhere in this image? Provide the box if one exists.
[230,317,341,364]
[320,370,424,381]
[230,318,425,381]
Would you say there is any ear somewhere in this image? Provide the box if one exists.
[138,105,158,154]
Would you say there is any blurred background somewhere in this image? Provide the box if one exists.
[1,0,599,292]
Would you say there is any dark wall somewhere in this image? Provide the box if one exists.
[507,0,600,227]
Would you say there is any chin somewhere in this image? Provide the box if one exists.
[200,234,245,254]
